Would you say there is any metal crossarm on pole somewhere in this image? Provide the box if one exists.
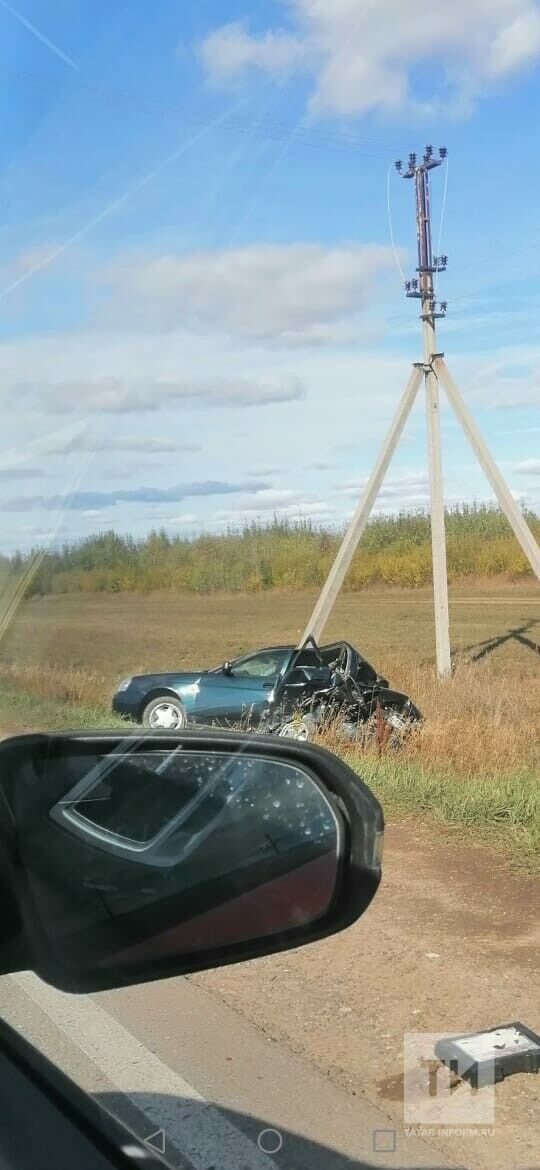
[300,365,423,645]
[434,357,540,580]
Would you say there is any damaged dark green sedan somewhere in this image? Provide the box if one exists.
[112,639,421,741]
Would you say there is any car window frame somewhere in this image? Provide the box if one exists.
[224,647,292,679]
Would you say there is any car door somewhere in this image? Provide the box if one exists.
[193,649,291,726]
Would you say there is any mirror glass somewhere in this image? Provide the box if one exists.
[7,743,341,975]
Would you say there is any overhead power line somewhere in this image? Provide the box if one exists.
[386,163,406,283]
[2,66,402,159]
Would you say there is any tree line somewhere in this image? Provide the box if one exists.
[2,505,539,596]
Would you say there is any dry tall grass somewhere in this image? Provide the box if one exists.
[1,654,537,779]
[382,656,539,777]
[316,659,539,867]
[0,638,537,865]
[312,657,537,777]
[0,663,108,708]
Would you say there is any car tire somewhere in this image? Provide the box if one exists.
[142,695,186,730]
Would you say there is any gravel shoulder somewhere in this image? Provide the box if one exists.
[193,820,540,1170]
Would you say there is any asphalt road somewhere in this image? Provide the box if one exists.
[1,970,456,1170]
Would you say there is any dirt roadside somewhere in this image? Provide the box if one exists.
[193,820,540,1170]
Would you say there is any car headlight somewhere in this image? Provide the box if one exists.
[116,678,132,692]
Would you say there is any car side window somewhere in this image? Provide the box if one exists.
[231,651,288,678]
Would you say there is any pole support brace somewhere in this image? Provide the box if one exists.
[414,352,445,375]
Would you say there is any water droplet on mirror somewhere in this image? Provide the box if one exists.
[272,800,281,809]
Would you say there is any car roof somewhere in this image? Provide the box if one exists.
[233,641,353,659]
[236,645,293,654]
[246,645,352,655]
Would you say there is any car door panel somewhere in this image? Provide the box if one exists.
[192,650,290,725]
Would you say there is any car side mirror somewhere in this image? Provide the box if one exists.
[222,660,232,676]
[0,730,383,994]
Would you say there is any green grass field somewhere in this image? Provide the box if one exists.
[0,583,538,869]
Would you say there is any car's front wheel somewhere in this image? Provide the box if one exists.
[142,695,186,729]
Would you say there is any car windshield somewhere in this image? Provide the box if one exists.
[0,3,539,1170]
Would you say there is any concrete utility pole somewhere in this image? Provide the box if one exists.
[434,357,540,579]
[300,146,540,675]
[299,366,423,644]
[404,148,451,675]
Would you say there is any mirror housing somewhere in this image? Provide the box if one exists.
[0,730,383,994]
[222,660,233,676]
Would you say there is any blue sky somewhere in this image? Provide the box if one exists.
[1,0,540,553]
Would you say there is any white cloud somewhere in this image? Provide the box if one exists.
[219,488,315,512]
[100,243,396,343]
[215,488,336,523]
[489,7,540,75]
[39,434,200,454]
[0,421,92,470]
[200,1,540,117]
[1,321,537,554]
[463,351,540,407]
[271,501,335,520]
[0,466,44,480]
[515,458,540,475]
[15,374,305,414]
[156,513,199,526]
[199,21,306,79]
[245,466,285,477]
[2,478,272,513]
[337,470,429,499]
